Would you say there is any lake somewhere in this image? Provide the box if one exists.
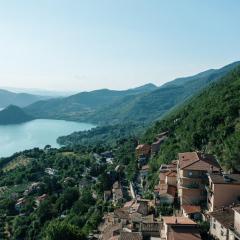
[0,119,94,158]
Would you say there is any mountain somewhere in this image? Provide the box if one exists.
[24,83,158,120]
[1,87,76,97]
[143,65,240,172]
[84,61,240,124]
[0,105,34,125]
[0,89,50,108]
[24,61,240,125]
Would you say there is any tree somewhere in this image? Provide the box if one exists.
[44,221,85,240]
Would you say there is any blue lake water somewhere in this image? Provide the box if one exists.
[0,119,94,157]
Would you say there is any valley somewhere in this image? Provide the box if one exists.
[0,62,240,239]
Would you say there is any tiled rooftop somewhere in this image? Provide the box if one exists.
[178,152,220,171]
[209,207,234,229]
[182,205,201,214]
[209,173,240,184]
[162,216,196,225]
[119,232,142,240]
[167,225,201,240]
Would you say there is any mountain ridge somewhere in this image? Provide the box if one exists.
[0,89,50,108]
[24,61,240,125]
[0,105,34,125]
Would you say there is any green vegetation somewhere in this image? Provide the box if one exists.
[143,66,240,179]
[0,105,34,125]
[1,62,240,239]
[87,61,240,125]
[25,84,157,121]
[0,131,138,239]
[25,62,240,125]
[57,122,144,147]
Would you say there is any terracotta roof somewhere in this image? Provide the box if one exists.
[119,232,142,240]
[209,173,240,184]
[182,205,201,214]
[114,208,130,220]
[209,207,234,229]
[178,152,220,171]
[162,217,196,225]
[167,226,201,240]
[102,223,122,240]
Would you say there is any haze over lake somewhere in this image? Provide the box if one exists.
[0,119,94,157]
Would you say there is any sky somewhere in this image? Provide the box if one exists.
[0,0,239,92]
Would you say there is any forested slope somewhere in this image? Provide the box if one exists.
[144,66,240,172]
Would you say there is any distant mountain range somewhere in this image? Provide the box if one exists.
[24,83,158,121]
[87,61,240,124]
[1,87,76,97]
[1,61,240,125]
[24,61,240,125]
[0,89,50,108]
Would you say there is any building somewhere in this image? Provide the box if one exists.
[35,194,48,206]
[207,173,240,211]
[140,222,161,238]
[136,144,151,158]
[151,132,168,155]
[112,181,124,205]
[177,152,221,206]
[233,207,240,239]
[15,197,26,212]
[104,190,112,202]
[119,232,142,240]
[161,216,201,240]
[209,207,235,240]
[154,161,178,205]
[182,205,201,221]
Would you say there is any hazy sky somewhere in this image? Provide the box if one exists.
[0,0,239,91]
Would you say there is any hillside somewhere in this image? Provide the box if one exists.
[0,105,34,125]
[25,62,240,125]
[143,65,240,172]
[0,89,49,108]
[86,61,240,124]
[24,84,157,120]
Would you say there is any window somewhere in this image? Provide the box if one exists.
[221,230,224,236]
[213,224,216,229]
[188,171,193,177]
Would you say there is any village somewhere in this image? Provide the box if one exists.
[95,132,240,240]
[2,132,240,240]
